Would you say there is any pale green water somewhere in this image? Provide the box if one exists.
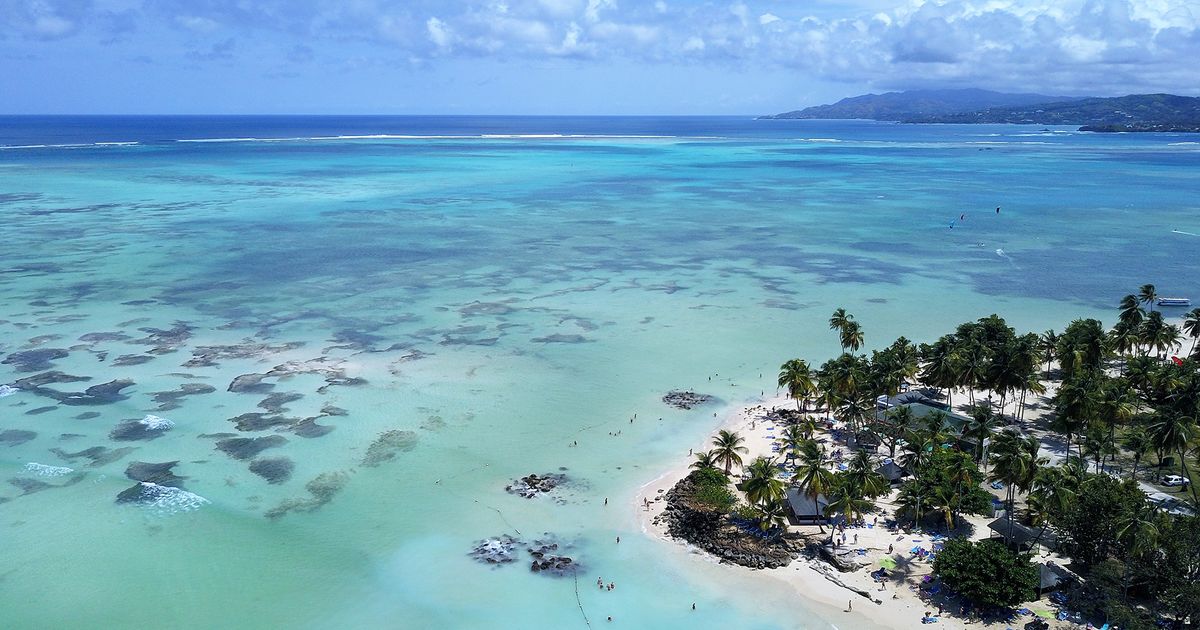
[1,118,1197,629]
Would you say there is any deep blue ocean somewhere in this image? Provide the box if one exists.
[0,116,1197,629]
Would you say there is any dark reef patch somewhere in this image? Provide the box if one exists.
[25,406,57,415]
[125,461,186,487]
[112,354,155,366]
[264,470,351,519]
[151,383,217,411]
[290,417,335,438]
[109,417,172,441]
[361,430,418,467]
[229,412,294,432]
[14,371,90,389]
[1,349,69,372]
[51,446,137,467]
[249,457,294,484]
[215,435,288,460]
[258,392,303,414]
[0,430,37,446]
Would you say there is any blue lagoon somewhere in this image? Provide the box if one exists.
[0,117,1198,628]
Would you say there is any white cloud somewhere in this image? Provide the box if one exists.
[759,13,781,26]
[427,16,452,49]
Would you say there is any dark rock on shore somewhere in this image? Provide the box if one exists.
[662,390,716,410]
[657,471,801,570]
[506,473,567,499]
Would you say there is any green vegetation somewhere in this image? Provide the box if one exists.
[933,539,1039,609]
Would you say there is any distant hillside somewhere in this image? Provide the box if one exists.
[761,89,1073,121]
[907,94,1200,131]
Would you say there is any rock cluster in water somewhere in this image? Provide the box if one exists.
[361,430,417,467]
[469,535,521,565]
[662,390,715,410]
[468,533,581,577]
[505,473,566,499]
[655,471,801,570]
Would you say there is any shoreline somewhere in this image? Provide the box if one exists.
[634,394,899,630]
[635,382,1081,630]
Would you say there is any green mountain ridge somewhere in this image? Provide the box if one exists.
[764,90,1200,132]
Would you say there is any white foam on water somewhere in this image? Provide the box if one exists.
[1172,229,1199,236]
[139,414,175,430]
[0,384,18,397]
[24,462,74,477]
[133,482,210,516]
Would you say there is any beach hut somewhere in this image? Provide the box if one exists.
[875,459,906,484]
[785,487,830,525]
[1036,562,1068,596]
[987,518,1057,551]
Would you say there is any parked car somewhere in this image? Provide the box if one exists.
[1163,474,1187,486]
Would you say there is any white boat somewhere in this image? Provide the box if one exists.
[1157,297,1191,307]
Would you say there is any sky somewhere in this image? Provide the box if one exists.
[1,0,1199,114]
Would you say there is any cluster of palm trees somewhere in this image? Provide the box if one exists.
[918,315,1046,420]
[692,424,887,536]
[1112,285,1192,359]
[1043,287,1200,509]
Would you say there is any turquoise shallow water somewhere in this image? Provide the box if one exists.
[1,118,1198,629]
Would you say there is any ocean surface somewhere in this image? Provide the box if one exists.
[0,116,1197,629]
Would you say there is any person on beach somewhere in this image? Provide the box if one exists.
[846,600,853,612]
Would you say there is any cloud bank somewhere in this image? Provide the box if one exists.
[2,0,1199,112]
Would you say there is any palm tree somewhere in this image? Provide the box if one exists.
[1039,330,1058,378]
[1139,283,1158,313]
[1115,503,1161,599]
[1149,413,1199,505]
[840,321,864,354]
[829,308,852,334]
[753,498,790,535]
[1122,425,1153,481]
[1183,308,1200,356]
[928,486,959,531]
[794,440,835,533]
[711,430,749,476]
[845,450,888,500]
[1119,294,1146,328]
[778,359,815,412]
[743,457,785,506]
[965,403,1004,466]
[1028,466,1076,549]
[989,430,1044,537]
[835,390,874,434]
[780,424,806,465]
[691,450,719,472]
[880,405,915,458]
[824,482,873,527]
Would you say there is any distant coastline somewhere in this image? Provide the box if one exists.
[762,90,1200,132]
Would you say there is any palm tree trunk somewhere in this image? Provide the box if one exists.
[1180,448,1199,507]
[1130,455,1140,481]
[814,494,825,533]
